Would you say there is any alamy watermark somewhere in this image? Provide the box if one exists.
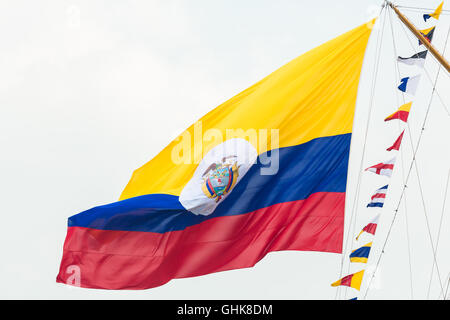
[170,121,280,176]
[65,265,81,287]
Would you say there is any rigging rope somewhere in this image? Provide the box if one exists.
[335,6,387,300]
[427,169,450,299]
[387,9,414,299]
[397,16,450,299]
[389,9,450,300]
[397,6,450,14]
[444,273,450,299]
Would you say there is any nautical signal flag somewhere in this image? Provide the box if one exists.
[331,270,365,291]
[419,27,436,45]
[350,242,372,263]
[398,75,421,95]
[398,50,428,68]
[365,158,396,177]
[356,215,380,241]
[56,22,375,290]
[385,102,412,123]
[387,130,404,151]
[423,2,444,22]
[367,185,388,208]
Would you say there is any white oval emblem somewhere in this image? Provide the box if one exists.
[179,138,257,216]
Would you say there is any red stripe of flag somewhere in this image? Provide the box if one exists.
[57,192,345,290]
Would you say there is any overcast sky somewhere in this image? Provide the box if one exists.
[1,0,449,299]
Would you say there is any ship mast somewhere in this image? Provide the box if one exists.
[386,1,450,73]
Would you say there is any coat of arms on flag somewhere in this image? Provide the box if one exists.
[201,158,240,202]
[180,138,257,216]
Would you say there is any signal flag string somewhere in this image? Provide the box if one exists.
[396,11,450,114]
[363,5,449,299]
[387,8,415,299]
[334,6,388,300]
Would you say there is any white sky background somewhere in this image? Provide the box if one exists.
[1,0,449,299]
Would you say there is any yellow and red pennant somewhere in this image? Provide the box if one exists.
[331,270,365,291]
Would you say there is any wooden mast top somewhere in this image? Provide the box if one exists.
[388,1,450,73]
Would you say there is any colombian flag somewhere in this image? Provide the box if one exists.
[57,22,374,290]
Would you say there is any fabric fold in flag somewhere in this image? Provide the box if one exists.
[365,158,396,177]
[367,185,389,208]
[350,242,372,263]
[385,102,412,122]
[397,50,428,67]
[419,27,436,45]
[356,215,380,241]
[387,131,404,151]
[423,2,444,22]
[398,75,421,95]
[56,21,375,290]
[331,270,365,291]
